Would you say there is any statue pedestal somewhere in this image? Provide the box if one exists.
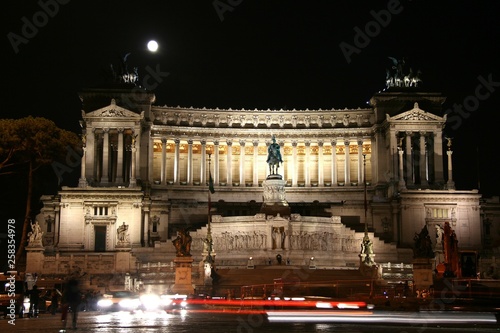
[260,179,290,217]
[26,245,45,273]
[171,257,195,295]
[412,258,435,291]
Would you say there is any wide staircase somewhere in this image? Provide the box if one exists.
[211,265,378,299]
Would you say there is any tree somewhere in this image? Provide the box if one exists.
[0,116,82,264]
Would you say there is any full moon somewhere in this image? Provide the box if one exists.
[147,40,158,52]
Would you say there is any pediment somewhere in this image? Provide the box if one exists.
[387,102,444,122]
[83,99,143,119]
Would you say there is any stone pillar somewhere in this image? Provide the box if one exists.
[331,140,337,186]
[398,146,406,190]
[187,139,193,185]
[85,129,95,181]
[447,149,455,190]
[318,141,324,186]
[226,139,233,185]
[214,140,220,185]
[305,140,311,186]
[239,140,245,186]
[405,132,413,186]
[419,132,428,186]
[357,139,363,184]
[344,139,350,185]
[174,138,180,185]
[147,134,153,183]
[129,144,137,188]
[161,138,167,185]
[117,128,124,182]
[200,140,207,185]
[252,140,259,187]
[101,128,110,183]
[79,146,88,188]
[433,132,445,184]
[292,141,298,187]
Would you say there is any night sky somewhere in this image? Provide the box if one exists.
[2,0,500,197]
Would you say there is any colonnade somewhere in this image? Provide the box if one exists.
[83,128,140,185]
[150,138,373,187]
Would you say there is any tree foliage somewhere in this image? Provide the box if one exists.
[0,116,82,264]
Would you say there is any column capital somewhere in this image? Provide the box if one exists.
[226,139,233,146]
[213,140,219,146]
[344,139,350,146]
[304,140,311,147]
[357,139,363,146]
[200,139,207,145]
[161,137,167,144]
[239,140,246,147]
[187,139,193,145]
[331,139,337,146]
[103,128,110,133]
[252,140,259,147]
[117,127,124,133]
[174,138,180,144]
[318,140,324,147]
[291,140,298,147]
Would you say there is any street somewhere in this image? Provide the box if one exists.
[2,309,499,333]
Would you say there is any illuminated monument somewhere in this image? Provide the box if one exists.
[29,59,499,293]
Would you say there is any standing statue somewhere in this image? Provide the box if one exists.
[117,222,129,242]
[266,135,283,175]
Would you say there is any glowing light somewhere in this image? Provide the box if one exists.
[147,40,158,52]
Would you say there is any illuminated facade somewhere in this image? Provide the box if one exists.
[29,83,499,290]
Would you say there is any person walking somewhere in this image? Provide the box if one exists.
[61,278,82,330]
[50,289,59,315]
[28,285,41,318]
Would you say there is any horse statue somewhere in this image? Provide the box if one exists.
[266,135,283,175]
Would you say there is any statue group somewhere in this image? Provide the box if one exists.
[173,228,193,256]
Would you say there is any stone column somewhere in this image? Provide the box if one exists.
[117,128,124,182]
[292,141,298,187]
[239,140,245,186]
[398,146,406,190]
[161,137,167,185]
[226,139,233,186]
[187,139,193,185]
[174,138,180,185]
[331,140,337,186]
[344,139,350,185]
[447,149,455,189]
[419,132,428,186]
[101,128,110,183]
[318,141,324,186]
[305,140,311,186]
[143,208,149,247]
[357,139,363,184]
[253,140,259,187]
[79,146,88,188]
[200,139,207,185]
[86,129,95,181]
[129,145,137,187]
[147,134,153,183]
[214,140,220,185]
[405,132,413,186]
[433,132,445,184]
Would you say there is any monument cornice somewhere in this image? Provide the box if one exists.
[150,126,374,142]
[151,106,374,129]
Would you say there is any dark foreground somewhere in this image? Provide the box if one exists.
[2,309,499,333]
